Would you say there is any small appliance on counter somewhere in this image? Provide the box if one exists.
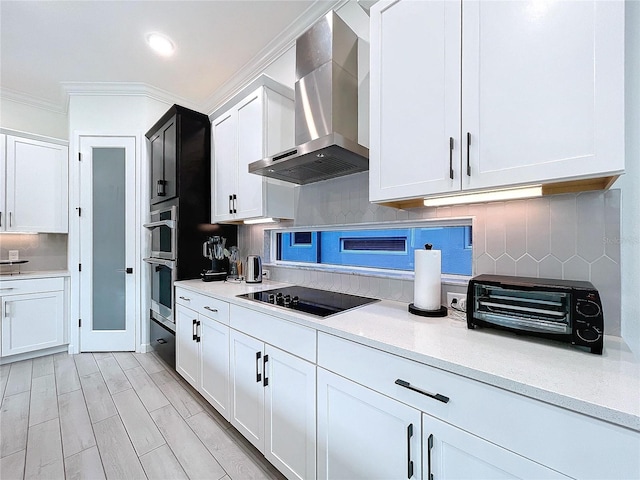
[245,255,262,283]
[467,274,604,354]
[227,246,239,280]
[202,236,229,282]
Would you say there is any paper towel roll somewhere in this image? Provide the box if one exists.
[414,249,442,310]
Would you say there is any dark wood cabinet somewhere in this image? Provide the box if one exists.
[149,117,177,204]
[145,104,237,279]
[147,105,205,207]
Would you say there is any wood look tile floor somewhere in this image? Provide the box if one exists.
[0,351,285,480]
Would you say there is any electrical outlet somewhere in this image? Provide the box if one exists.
[262,269,270,280]
[8,250,19,261]
[447,292,466,310]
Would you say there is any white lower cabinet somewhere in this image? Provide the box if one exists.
[199,315,230,418]
[175,304,200,388]
[1,277,65,357]
[423,414,568,480]
[174,293,637,480]
[317,367,422,480]
[175,296,230,421]
[230,328,316,480]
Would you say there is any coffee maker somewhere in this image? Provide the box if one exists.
[201,236,228,282]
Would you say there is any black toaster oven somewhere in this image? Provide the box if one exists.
[467,275,603,354]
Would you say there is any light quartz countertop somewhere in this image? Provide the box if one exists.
[0,270,70,280]
[175,278,640,432]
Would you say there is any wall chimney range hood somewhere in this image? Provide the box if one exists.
[249,11,368,185]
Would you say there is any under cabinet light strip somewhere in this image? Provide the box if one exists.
[423,186,542,207]
[243,217,279,225]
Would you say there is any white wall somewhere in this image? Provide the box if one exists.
[0,97,68,139]
[619,0,640,357]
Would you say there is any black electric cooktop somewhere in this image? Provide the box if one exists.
[237,286,379,318]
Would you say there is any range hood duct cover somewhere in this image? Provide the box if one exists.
[249,11,368,185]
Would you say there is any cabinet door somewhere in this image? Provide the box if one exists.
[424,414,569,479]
[462,0,624,190]
[162,118,177,202]
[175,304,200,389]
[1,291,64,356]
[229,329,264,451]
[149,130,164,205]
[5,136,68,232]
[211,111,237,222]
[317,368,422,480]
[150,118,177,205]
[369,0,461,203]
[235,89,265,220]
[264,345,316,480]
[200,316,230,421]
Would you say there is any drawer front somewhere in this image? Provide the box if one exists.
[230,305,316,362]
[0,277,64,296]
[175,288,230,325]
[318,332,639,480]
[318,332,457,421]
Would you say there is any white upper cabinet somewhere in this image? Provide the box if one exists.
[211,79,295,223]
[370,0,462,200]
[1,134,69,232]
[369,0,625,203]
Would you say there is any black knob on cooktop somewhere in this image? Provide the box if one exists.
[284,294,292,306]
[292,296,299,306]
[268,294,275,303]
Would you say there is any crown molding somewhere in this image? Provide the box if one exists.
[0,87,68,115]
[60,81,200,111]
[200,0,348,115]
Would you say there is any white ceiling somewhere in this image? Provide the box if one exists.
[0,0,348,114]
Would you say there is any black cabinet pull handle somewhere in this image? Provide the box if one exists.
[449,137,454,180]
[466,132,471,177]
[263,354,269,387]
[9,212,13,227]
[256,351,262,382]
[157,179,166,196]
[427,433,434,480]
[395,379,450,404]
[156,338,167,344]
[407,423,414,479]
[232,194,237,214]
[196,320,201,343]
[0,211,2,227]
[229,195,233,214]
[192,319,197,341]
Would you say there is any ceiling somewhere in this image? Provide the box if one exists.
[0,0,349,114]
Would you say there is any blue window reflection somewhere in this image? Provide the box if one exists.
[277,226,472,275]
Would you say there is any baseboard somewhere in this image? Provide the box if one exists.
[0,344,69,365]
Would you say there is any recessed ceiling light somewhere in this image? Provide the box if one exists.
[146,32,175,57]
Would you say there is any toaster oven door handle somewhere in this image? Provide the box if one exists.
[395,379,450,404]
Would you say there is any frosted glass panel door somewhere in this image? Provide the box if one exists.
[93,148,126,330]
[80,136,136,352]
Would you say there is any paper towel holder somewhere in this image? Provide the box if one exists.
[408,303,448,317]
[408,244,448,317]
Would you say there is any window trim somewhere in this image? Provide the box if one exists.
[265,217,474,281]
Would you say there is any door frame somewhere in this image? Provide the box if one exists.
[68,132,147,354]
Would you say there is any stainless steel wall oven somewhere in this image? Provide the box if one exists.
[144,205,177,260]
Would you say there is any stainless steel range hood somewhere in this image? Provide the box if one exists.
[249,11,368,185]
